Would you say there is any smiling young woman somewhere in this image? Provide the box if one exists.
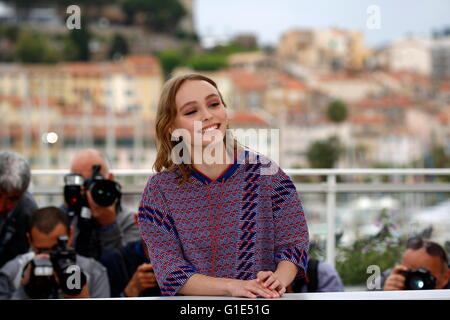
[138,73,309,298]
[153,73,237,185]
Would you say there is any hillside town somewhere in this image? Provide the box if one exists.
[1,1,449,171]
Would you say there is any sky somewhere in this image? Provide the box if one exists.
[194,0,450,48]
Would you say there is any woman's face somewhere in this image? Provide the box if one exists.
[171,80,228,149]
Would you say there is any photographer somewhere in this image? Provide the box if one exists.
[62,149,140,259]
[101,239,161,297]
[286,257,345,293]
[0,206,109,299]
[100,213,161,297]
[0,151,38,268]
[383,238,450,290]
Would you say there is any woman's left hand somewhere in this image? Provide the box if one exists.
[256,271,287,296]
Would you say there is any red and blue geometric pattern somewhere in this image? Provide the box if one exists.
[138,149,309,296]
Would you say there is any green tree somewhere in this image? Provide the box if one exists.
[0,25,20,42]
[15,32,59,63]
[372,163,393,183]
[307,136,342,168]
[186,54,228,71]
[108,33,129,60]
[175,30,200,42]
[3,0,111,5]
[62,36,80,61]
[156,49,183,76]
[122,0,186,33]
[327,99,348,124]
[67,18,91,61]
[430,146,450,168]
[3,0,113,7]
[428,146,450,182]
[211,42,257,55]
[57,0,112,6]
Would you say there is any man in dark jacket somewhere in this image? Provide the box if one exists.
[0,151,38,268]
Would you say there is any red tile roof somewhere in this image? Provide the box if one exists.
[440,82,450,93]
[319,73,373,82]
[386,71,431,85]
[229,111,269,126]
[61,55,161,77]
[287,107,307,115]
[0,95,60,108]
[62,63,104,76]
[350,114,385,125]
[354,95,413,109]
[125,55,159,66]
[273,73,307,90]
[436,112,449,124]
[229,70,267,91]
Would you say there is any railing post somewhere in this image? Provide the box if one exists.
[326,174,336,268]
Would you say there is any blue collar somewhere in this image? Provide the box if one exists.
[190,150,248,185]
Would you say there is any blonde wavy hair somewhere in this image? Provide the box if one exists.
[153,73,241,185]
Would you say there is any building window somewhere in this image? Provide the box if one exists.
[248,92,260,109]
[126,104,139,112]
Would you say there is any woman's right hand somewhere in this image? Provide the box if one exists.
[226,279,281,299]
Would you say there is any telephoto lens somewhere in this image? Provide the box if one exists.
[63,164,122,219]
[84,164,122,207]
[88,179,121,207]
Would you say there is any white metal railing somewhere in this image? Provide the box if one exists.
[30,168,450,268]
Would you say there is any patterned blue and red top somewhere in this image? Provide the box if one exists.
[138,149,309,296]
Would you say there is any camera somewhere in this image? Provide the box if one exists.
[25,236,87,298]
[25,257,57,299]
[401,267,436,290]
[64,164,122,218]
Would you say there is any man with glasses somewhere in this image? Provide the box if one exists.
[383,237,450,290]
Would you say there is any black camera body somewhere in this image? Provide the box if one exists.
[64,164,122,219]
[401,267,437,290]
[26,257,57,299]
[25,236,87,298]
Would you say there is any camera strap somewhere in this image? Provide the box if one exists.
[0,212,18,254]
[75,216,102,260]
